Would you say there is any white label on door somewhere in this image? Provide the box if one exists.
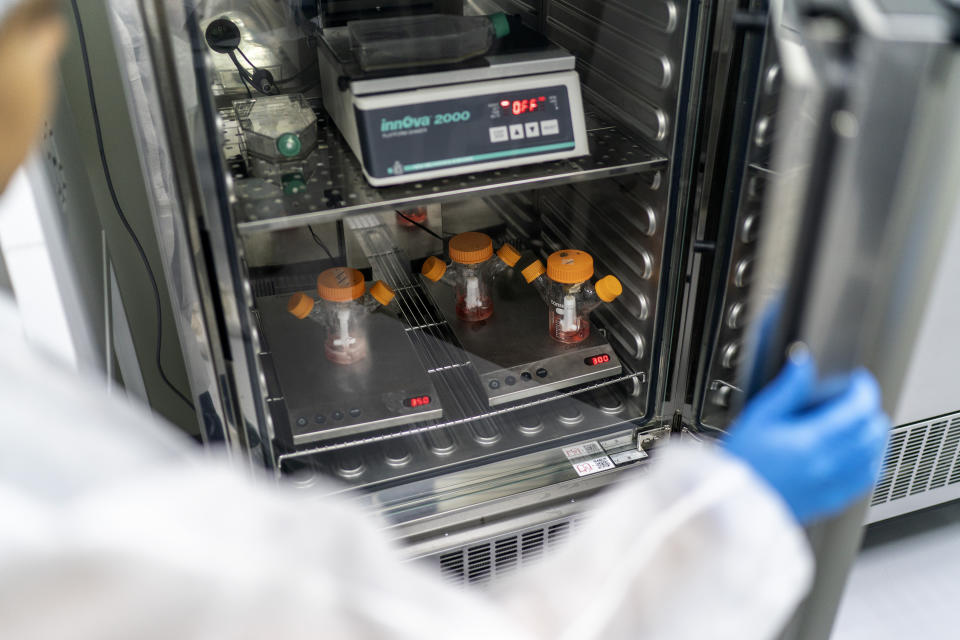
[572,456,615,477]
[562,441,604,460]
[610,449,649,466]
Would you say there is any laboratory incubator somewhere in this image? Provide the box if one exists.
[92,0,960,636]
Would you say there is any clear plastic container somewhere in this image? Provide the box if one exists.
[235,94,317,162]
[234,94,318,194]
[287,267,396,365]
[421,232,521,323]
[523,250,623,344]
[348,13,512,71]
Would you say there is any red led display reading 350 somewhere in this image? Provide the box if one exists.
[405,395,432,408]
[584,354,611,366]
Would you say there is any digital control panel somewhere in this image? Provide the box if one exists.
[404,395,432,408]
[354,75,584,183]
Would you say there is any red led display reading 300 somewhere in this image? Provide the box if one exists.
[584,354,611,366]
[405,395,432,408]
[500,96,547,115]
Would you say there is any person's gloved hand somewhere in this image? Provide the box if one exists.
[723,349,890,524]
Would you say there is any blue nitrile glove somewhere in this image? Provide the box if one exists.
[723,349,890,524]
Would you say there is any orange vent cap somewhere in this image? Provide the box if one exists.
[448,232,494,265]
[317,267,366,302]
[547,250,594,284]
[287,292,315,319]
[521,260,546,283]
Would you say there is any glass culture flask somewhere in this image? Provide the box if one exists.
[522,249,622,344]
[287,267,396,365]
[421,231,521,322]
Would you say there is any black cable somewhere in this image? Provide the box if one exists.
[395,210,450,240]
[275,59,320,86]
[236,47,258,72]
[307,225,335,262]
[70,0,195,412]
[237,46,317,86]
[229,53,254,97]
[228,51,255,98]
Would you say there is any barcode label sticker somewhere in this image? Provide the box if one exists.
[562,441,604,460]
[600,435,634,451]
[610,449,649,466]
[572,456,615,477]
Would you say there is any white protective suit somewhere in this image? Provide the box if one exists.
[0,292,812,639]
[0,1,812,637]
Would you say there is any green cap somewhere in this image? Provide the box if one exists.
[282,172,307,196]
[276,133,302,158]
[489,13,511,39]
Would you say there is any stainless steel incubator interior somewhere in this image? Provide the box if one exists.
[114,0,960,629]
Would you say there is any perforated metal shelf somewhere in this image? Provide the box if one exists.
[225,102,666,234]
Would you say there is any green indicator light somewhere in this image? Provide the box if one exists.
[277,133,302,158]
[282,172,307,195]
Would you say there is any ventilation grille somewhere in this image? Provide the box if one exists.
[436,517,583,587]
[871,413,960,506]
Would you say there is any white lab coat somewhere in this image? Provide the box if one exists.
[0,293,812,639]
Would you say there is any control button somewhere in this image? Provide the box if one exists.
[505,375,517,386]
[349,408,362,418]
[521,371,533,381]
[524,121,540,138]
[332,410,345,421]
[489,379,501,389]
[540,119,559,136]
[509,124,525,140]
[489,126,508,143]
[296,417,308,427]
[536,368,548,378]
[314,414,327,425]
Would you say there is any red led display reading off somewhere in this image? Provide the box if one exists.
[584,354,611,366]
[501,96,548,115]
[404,395,432,408]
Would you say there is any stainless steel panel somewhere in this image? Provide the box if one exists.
[430,515,585,585]
[739,3,960,638]
[696,21,780,430]
[280,387,645,492]
[868,412,960,523]
[318,26,576,95]
[887,210,960,426]
[543,0,688,152]
[254,294,442,445]
[224,100,665,234]
[426,273,622,406]
[538,172,666,402]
